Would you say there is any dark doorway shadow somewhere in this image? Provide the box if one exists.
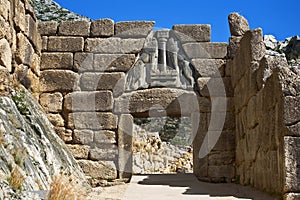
[136,174,276,200]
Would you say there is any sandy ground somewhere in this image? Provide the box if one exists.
[87,174,277,200]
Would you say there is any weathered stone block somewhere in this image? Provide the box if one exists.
[77,160,117,180]
[74,53,93,72]
[73,129,94,145]
[40,70,79,92]
[286,122,300,137]
[208,165,235,181]
[284,96,300,125]
[114,88,199,116]
[40,92,63,113]
[91,18,114,37]
[48,36,84,52]
[14,0,26,32]
[173,24,210,42]
[89,145,118,161]
[284,136,300,192]
[85,38,145,54]
[67,144,90,159]
[191,59,225,77]
[41,53,73,70]
[16,33,34,66]
[115,21,155,38]
[54,127,72,143]
[183,42,228,59]
[42,36,48,51]
[197,77,233,97]
[227,36,242,59]
[24,0,35,19]
[0,0,10,20]
[64,91,113,112]
[118,114,133,179]
[58,21,90,36]
[38,21,58,36]
[209,151,235,166]
[80,72,125,97]
[25,14,38,48]
[228,13,250,36]
[93,54,135,72]
[47,113,64,127]
[94,130,116,144]
[31,53,40,76]
[67,112,118,130]
[0,38,12,72]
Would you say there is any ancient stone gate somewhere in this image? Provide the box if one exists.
[1,1,299,197]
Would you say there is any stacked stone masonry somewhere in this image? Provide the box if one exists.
[0,1,299,198]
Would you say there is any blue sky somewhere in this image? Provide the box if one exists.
[55,0,299,42]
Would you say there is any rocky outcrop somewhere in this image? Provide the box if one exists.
[34,0,90,22]
[0,86,90,199]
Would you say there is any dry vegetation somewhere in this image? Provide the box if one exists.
[8,166,25,191]
[47,174,86,200]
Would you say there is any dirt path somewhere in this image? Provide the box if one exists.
[89,174,277,200]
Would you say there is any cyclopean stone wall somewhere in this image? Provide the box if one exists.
[228,14,300,199]
[37,19,236,186]
[0,0,41,95]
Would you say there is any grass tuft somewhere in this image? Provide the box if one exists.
[47,174,86,200]
[8,166,25,191]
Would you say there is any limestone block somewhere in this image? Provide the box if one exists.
[16,33,34,66]
[191,59,225,77]
[91,18,114,37]
[31,53,40,76]
[54,127,72,143]
[115,21,155,38]
[48,36,84,52]
[284,193,300,200]
[74,53,93,72]
[25,14,38,49]
[284,136,300,192]
[40,70,80,92]
[85,38,145,54]
[93,54,135,72]
[41,53,73,70]
[67,112,118,130]
[172,24,210,43]
[14,0,26,32]
[114,88,199,116]
[80,72,125,97]
[0,0,10,20]
[38,21,58,36]
[24,0,35,19]
[40,92,63,113]
[77,160,117,180]
[210,130,236,151]
[58,21,90,36]
[211,97,234,112]
[228,36,242,59]
[67,144,90,159]
[47,113,64,127]
[208,151,235,166]
[228,13,250,36]
[89,145,118,161]
[94,130,116,144]
[73,129,94,145]
[64,91,113,112]
[0,38,12,72]
[0,17,11,42]
[193,156,209,180]
[118,114,133,179]
[183,43,228,59]
[208,112,235,131]
[208,165,235,180]
[42,36,48,51]
[284,96,300,125]
[197,77,233,97]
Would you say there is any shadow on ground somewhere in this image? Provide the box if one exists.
[136,173,276,200]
